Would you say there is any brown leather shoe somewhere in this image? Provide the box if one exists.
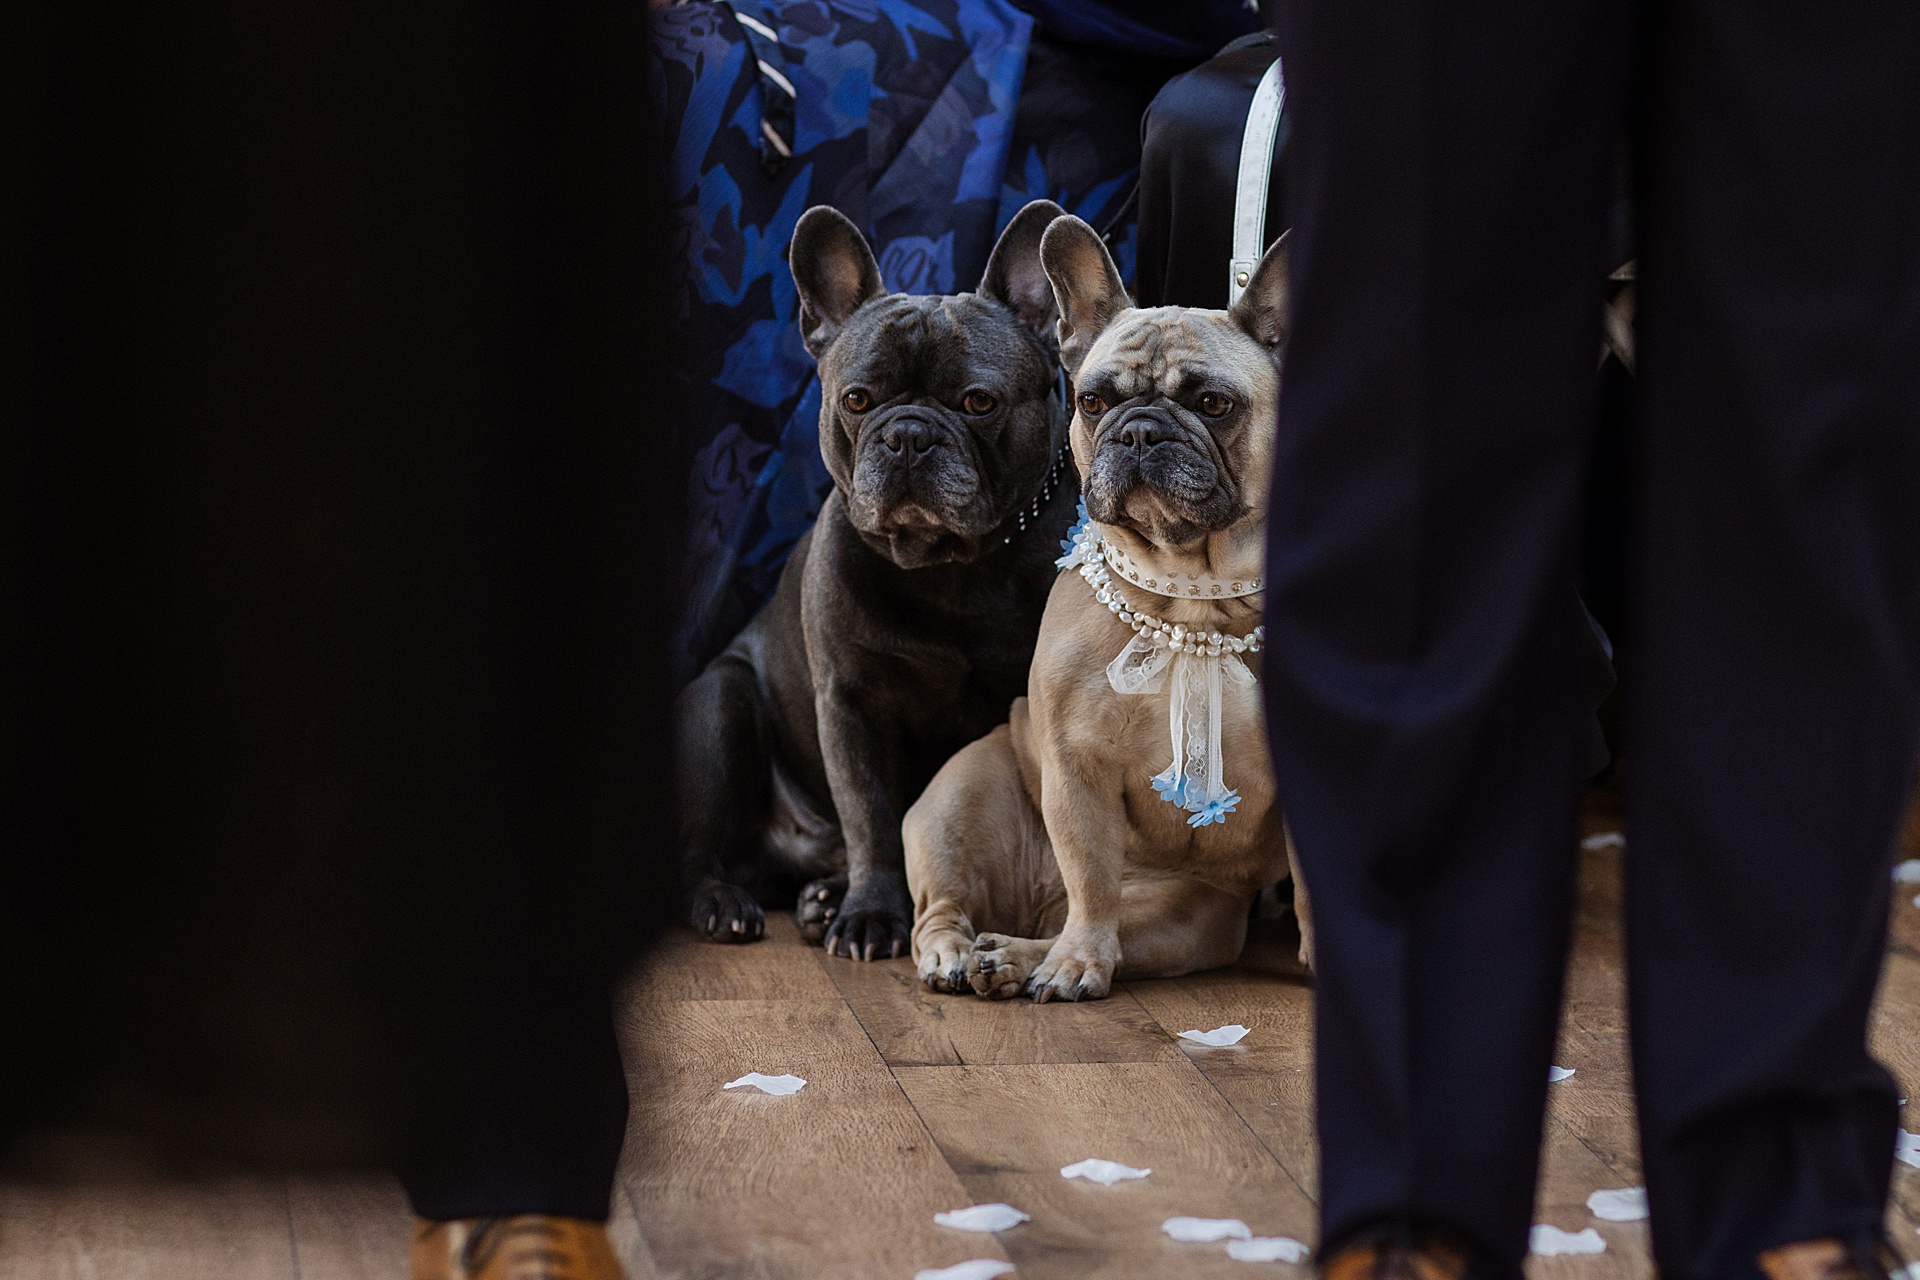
[409,1216,628,1280]
[1759,1237,1908,1280]
[1321,1224,1476,1280]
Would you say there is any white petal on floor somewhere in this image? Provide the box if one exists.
[721,1072,806,1095]
[1549,1065,1576,1082]
[913,1261,1015,1280]
[1895,860,1920,884]
[1896,1130,1920,1169]
[1179,1024,1252,1047]
[1061,1158,1151,1184]
[1581,832,1625,852]
[1163,1217,1254,1243]
[1228,1236,1310,1262]
[1586,1188,1648,1222]
[935,1204,1031,1232]
[1912,893,1920,909]
[1531,1226,1607,1256]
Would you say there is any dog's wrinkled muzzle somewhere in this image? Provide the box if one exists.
[849,407,988,537]
[1088,405,1220,511]
[1105,407,1217,501]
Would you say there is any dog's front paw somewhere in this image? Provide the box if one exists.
[1026,937,1117,1003]
[967,933,1051,999]
[917,931,974,994]
[687,880,765,944]
[794,873,847,944]
[822,880,911,961]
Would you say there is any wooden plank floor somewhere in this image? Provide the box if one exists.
[5,787,1918,1278]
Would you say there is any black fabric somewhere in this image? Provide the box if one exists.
[1003,29,1194,272]
[1135,31,1288,311]
[3,0,673,1221]
[1265,2,1920,1278]
[1008,0,1261,61]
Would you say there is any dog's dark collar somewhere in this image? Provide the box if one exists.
[997,369,1075,547]
[1000,439,1072,546]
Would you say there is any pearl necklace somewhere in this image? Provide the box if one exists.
[1058,509,1265,655]
[1056,505,1262,827]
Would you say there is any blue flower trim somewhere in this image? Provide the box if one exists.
[1150,773,1240,826]
[1187,791,1242,828]
[1150,771,1195,806]
[1054,499,1093,570]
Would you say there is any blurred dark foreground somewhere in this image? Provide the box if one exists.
[1,0,678,1178]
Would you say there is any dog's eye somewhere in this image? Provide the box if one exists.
[962,390,997,416]
[1077,392,1107,417]
[841,388,872,414]
[1197,392,1234,418]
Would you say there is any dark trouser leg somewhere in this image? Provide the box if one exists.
[4,0,672,1218]
[389,896,635,1222]
[1264,0,1627,1269]
[1626,2,1920,1274]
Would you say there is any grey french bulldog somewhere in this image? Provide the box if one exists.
[677,199,1081,960]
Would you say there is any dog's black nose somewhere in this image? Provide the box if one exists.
[1115,413,1176,452]
[880,418,936,457]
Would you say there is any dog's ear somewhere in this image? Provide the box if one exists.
[1040,215,1130,379]
[979,199,1067,349]
[790,205,885,359]
[1228,230,1290,358]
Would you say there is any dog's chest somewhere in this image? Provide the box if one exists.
[1038,594,1280,882]
[919,589,1046,713]
[1072,668,1280,885]
[1113,671,1272,799]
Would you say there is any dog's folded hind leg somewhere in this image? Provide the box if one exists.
[904,722,1056,994]
[969,933,1057,999]
[677,650,776,943]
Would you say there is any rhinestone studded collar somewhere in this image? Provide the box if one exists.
[1098,538,1263,600]
[999,369,1075,546]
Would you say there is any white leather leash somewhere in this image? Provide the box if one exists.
[1228,56,1286,308]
